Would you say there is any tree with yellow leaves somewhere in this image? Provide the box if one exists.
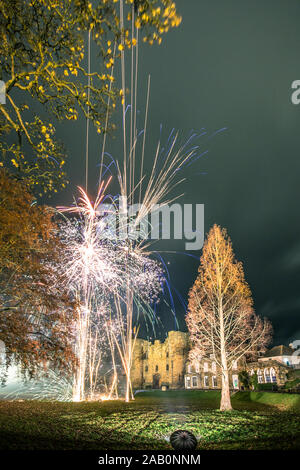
[0,0,181,195]
[186,225,272,411]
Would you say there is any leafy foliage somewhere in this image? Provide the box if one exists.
[0,169,76,376]
[284,378,300,390]
[238,370,251,390]
[0,0,181,195]
[250,371,258,390]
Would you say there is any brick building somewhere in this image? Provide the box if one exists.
[184,356,290,390]
[131,330,296,391]
[184,356,241,390]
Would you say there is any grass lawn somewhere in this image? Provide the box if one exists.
[0,390,299,450]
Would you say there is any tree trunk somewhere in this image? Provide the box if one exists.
[220,367,232,411]
[219,302,232,411]
[125,369,130,403]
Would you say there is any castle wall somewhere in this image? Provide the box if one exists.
[131,331,189,390]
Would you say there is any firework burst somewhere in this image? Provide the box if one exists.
[53,1,208,403]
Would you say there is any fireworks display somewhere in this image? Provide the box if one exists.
[57,181,165,401]
[4,1,206,403]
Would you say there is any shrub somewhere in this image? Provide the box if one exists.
[257,383,278,391]
[238,370,251,390]
[284,378,300,390]
[250,372,258,391]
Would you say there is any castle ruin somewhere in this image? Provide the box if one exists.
[131,331,189,390]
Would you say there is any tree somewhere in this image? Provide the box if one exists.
[250,371,258,391]
[186,224,272,411]
[0,169,76,377]
[238,370,251,390]
[0,0,181,195]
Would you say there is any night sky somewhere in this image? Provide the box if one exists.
[51,0,300,346]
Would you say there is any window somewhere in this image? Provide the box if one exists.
[185,376,191,389]
[204,362,208,372]
[270,367,277,383]
[195,362,200,373]
[264,368,271,383]
[187,364,192,373]
[257,369,263,383]
[145,365,148,372]
[212,376,217,388]
[192,376,198,388]
[166,351,169,358]
[155,365,158,372]
[232,375,239,389]
[166,364,169,371]
[204,376,209,387]
[211,362,216,372]
[232,360,238,370]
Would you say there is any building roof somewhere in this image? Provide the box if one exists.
[264,345,294,358]
[248,358,290,370]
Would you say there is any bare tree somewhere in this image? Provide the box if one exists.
[186,224,272,411]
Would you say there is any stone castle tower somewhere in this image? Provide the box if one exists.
[131,331,189,390]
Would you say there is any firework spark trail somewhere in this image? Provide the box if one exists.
[57,175,164,401]
[2,369,73,402]
[58,179,121,401]
[95,1,206,402]
[54,2,212,403]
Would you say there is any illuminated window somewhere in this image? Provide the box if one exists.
[264,368,271,383]
[257,369,263,383]
[270,367,277,383]
[211,362,216,372]
[204,362,208,372]
[232,375,239,389]
[195,362,200,373]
